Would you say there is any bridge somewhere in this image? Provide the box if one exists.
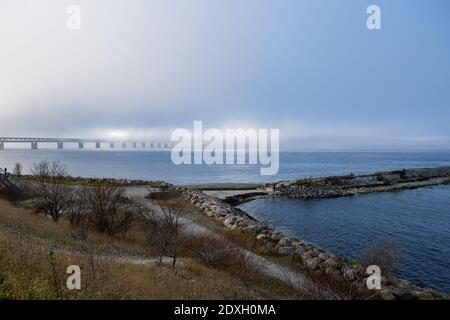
[0,137,172,150]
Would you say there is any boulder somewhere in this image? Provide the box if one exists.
[323,257,340,269]
[224,217,234,226]
[270,234,281,242]
[278,237,291,246]
[256,234,270,241]
[318,252,330,261]
[391,287,416,300]
[306,257,321,271]
[415,291,434,300]
[278,246,295,255]
[291,241,301,248]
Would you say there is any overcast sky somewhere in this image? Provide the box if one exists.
[1,0,449,149]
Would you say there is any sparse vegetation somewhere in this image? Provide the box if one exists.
[361,240,404,282]
[30,160,72,221]
[13,162,23,177]
[139,199,186,270]
[0,161,420,300]
[0,197,297,300]
[79,185,137,237]
[298,264,381,300]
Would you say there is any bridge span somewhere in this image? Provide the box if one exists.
[0,137,171,150]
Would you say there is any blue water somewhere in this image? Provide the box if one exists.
[239,186,450,294]
[1,150,450,185]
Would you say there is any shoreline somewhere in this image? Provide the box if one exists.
[174,186,449,300]
[7,166,450,299]
[202,166,450,205]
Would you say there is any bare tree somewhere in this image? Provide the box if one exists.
[82,184,136,237]
[139,199,186,271]
[66,189,91,238]
[31,161,71,221]
[184,232,260,286]
[297,260,380,300]
[159,201,185,271]
[13,162,23,177]
[361,240,404,282]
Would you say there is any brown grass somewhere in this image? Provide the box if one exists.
[0,199,298,300]
[0,199,150,256]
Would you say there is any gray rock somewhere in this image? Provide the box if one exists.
[278,237,291,246]
[278,246,295,255]
[301,251,313,262]
[323,257,340,269]
[291,241,301,248]
[309,250,319,258]
[224,217,234,226]
[415,291,434,300]
[306,257,322,271]
[270,234,281,242]
[318,253,330,261]
[380,290,396,300]
[391,287,416,300]
[256,234,270,241]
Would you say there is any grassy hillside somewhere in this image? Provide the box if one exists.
[0,199,299,300]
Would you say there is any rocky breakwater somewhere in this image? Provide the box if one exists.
[270,166,450,200]
[16,174,173,189]
[176,187,263,232]
[176,187,449,300]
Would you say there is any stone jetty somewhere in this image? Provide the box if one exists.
[269,166,450,200]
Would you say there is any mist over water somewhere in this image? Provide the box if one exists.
[1,150,450,185]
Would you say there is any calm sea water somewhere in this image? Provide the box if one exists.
[1,149,450,292]
[1,149,450,185]
[239,186,450,294]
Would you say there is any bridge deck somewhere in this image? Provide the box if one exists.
[0,137,171,149]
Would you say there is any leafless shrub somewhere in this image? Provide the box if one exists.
[139,200,185,271]
[81,185,137,237]
[192,233,235,269]
[30,161,72,221]
[66,189,91,238]
[183,232,260,285]
[13,162,23,177]
[361,240,404,282]
[298,262,380,300]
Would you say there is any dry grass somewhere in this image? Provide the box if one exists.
[0,199,298,300]
[0,229,285,299]
[0,199,151,256]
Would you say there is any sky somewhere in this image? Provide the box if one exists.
[0,0,449,150]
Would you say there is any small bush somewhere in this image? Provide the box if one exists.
[361,240,404,282]
[67,185,137,237]
[181,232,260,285]
[30,161,72,221]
